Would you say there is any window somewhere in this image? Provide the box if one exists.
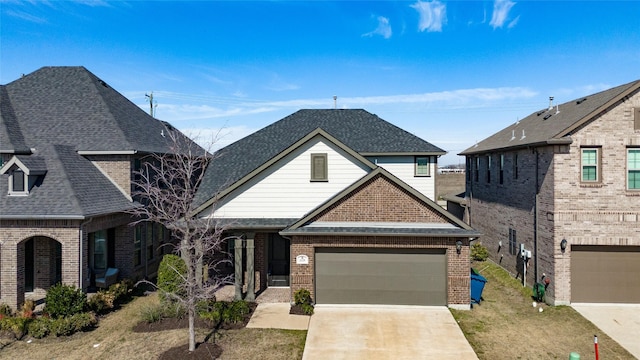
[509,228,517,255]
[499,154,505,184]
[628,149,640,190]
[12,169,25,192]
[310,153,328,181]
[414,156,430,176]
[134,225,142,267]
[513,153,519,180]
[146,223,154,261]
[474,157,480,182]
[581,148,600,182]
[486,155,492,183]
[90,230,108,271]
[466,158,471,181]
[635,108,640,131]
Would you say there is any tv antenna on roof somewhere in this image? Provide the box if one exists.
[333,95,337,109]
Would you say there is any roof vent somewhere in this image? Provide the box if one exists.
[543,114,552,120]
[520,129,526,140]
[555,104,560,114]
[548,96,554,111]
[537,110,546,116]
[99,80,108,88]
[576,98,587,105]
[510,130,516,141]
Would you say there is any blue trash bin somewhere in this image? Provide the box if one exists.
[470,269,487,305]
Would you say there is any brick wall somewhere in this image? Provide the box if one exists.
[290,235,470,305]
[88,155,132,197]
[0,219,81,309]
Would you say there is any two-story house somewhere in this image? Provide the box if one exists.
[192,109,480,308]
[0,67,196,309]
[460,80,640,304]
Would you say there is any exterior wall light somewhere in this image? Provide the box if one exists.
[560,239,568,252]
[456,240,463,254]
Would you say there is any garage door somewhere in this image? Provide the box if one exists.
[571,245,640,303]
[315,248,447,306]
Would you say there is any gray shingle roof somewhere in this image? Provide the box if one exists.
[460,79,640,155]
[0,66,194,219]
[193,109,445,208]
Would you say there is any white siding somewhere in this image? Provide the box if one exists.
[204,137,370,218]
[367,156,436,200]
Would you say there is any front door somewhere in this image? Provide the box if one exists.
[268,234,290,286]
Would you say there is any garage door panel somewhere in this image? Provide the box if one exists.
[571,246,640,303]
[315,248,447,306]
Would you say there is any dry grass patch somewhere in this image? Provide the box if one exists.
[451,261,634,360]
[0,293,305,360]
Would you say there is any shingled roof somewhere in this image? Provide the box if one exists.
[192,109,445,209]
[0,66,192,218]
[460,79,640,155]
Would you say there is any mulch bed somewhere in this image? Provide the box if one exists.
[132,302,257,333]
[289,304,311,316]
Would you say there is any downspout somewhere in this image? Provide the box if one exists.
[534,150,539,284]
[79,217,93,291]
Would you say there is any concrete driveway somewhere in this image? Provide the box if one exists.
[572,303,640,358]
[302,305,478,360]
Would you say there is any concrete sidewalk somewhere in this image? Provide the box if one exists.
[572,303,640,359]
[246,303,310,330]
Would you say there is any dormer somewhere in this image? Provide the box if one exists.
[0,155,47,196]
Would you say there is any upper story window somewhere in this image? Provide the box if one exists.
[310,153,328,182]
[414,156,431,177]
[499,154,505,184]
[634,107,640,131]
[581,147,600,182]
[628,148,640,190]
[0,156,46,196]
[486,155,492,183]
[12,168,26,193]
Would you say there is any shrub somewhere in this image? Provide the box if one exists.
[471,243,489,262]
[0,303,13,318]
[0,316,30,339]
[199,300,250,325]
[49,312,97,337]
[140,303,165,323]
[20,300,36,319]
[88,291,115,314]
[108,280,133,305]
[300,303,314,315]
[294,288,312,305]
[27,318,50,339]
[157,254,187,302]
[44,283,87,318]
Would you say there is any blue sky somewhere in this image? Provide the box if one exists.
[2,1,639,165]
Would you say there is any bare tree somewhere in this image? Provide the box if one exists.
[129,129,233,352]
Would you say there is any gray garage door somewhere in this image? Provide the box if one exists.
[315,248,447,306]
[571,245,640,303]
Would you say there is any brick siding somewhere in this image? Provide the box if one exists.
[465,90,640,304]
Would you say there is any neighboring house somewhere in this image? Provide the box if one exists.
[192,109,480,308]
[0,67,192,309]
[459,80,640,304]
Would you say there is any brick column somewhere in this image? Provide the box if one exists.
[245,233,255,301]
[234,238,243,300]
[0,240,24,309]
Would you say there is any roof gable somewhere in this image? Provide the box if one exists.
[0,155,47,175]
[193,128,377,215]
[461,79,640,155]
[282,167,477,236]
[193,109,445,209]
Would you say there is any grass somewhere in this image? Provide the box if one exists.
[451,261,635,360]
[0,293,306,360]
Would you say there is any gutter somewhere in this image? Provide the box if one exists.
[279,230,482,238]
[0,215,86,220]
[460,137,573,156]
[77,150,138,155]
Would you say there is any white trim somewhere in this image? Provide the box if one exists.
[77,150,138,155]
[305,221,457,229]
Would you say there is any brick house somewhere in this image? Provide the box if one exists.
[459,80,640,304]
[0,67,195,309]
[192,109,480,308]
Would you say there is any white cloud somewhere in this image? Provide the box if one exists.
[490,0,516,29]
[411,0,447,32]
[363,16,392,39]
[507,15,520,29]
[179,126,258,151]
[4,9,47,23]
